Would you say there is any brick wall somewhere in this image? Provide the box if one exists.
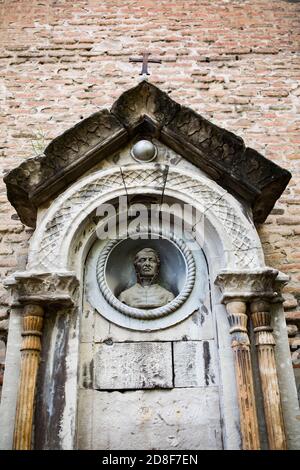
[0,0,299,366]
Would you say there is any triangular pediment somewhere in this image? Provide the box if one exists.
[4,81,291,227]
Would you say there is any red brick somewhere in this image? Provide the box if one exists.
[0,0,299,326]
[285,312,300,322]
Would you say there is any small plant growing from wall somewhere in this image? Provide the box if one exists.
[31,128,47,156]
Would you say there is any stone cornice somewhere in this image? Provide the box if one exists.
[4,81,291,227]
[4,271,79,308]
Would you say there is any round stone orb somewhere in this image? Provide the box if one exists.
[131,140,157,162]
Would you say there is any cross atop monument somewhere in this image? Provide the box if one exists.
[129,52,162,77]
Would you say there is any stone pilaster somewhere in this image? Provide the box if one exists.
[13,304,44,450]
[4,271,79,450]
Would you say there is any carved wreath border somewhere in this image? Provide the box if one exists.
[96,227,196,320]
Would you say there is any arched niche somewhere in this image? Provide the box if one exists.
[20,164,264,450]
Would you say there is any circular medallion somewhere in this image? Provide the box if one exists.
[96,228,196,320]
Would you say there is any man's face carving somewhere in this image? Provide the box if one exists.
[134,249,159,278]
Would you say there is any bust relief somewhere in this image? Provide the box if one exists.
[118,248,175,309]
[96,229,196,325]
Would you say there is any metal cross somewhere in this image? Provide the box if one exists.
[129,52,162,76]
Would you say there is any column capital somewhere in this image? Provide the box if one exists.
[4,271,79,309]
[215,268,279,303]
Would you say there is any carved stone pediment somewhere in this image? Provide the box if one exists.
[4,271,79,307]
[4,81,291,227]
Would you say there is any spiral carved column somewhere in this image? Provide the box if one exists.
[13,304,44,450]
[250,299,287,450]
[225,300,260,450]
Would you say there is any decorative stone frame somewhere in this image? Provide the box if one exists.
[1,82,298,451]
[96,227,196,321]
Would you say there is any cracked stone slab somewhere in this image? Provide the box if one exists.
[93,342,173,390]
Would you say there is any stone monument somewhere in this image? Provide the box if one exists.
[1,81,298,451]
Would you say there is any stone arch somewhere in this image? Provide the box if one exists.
[27,164,264,275]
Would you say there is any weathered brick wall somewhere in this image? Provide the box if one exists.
[0,0,299,366]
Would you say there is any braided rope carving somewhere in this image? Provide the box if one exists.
[96,227,196,320]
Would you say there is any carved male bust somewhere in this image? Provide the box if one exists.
[118,248,175,309]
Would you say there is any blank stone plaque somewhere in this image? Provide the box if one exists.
[85,388,223,450]
[93,342,173,390]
